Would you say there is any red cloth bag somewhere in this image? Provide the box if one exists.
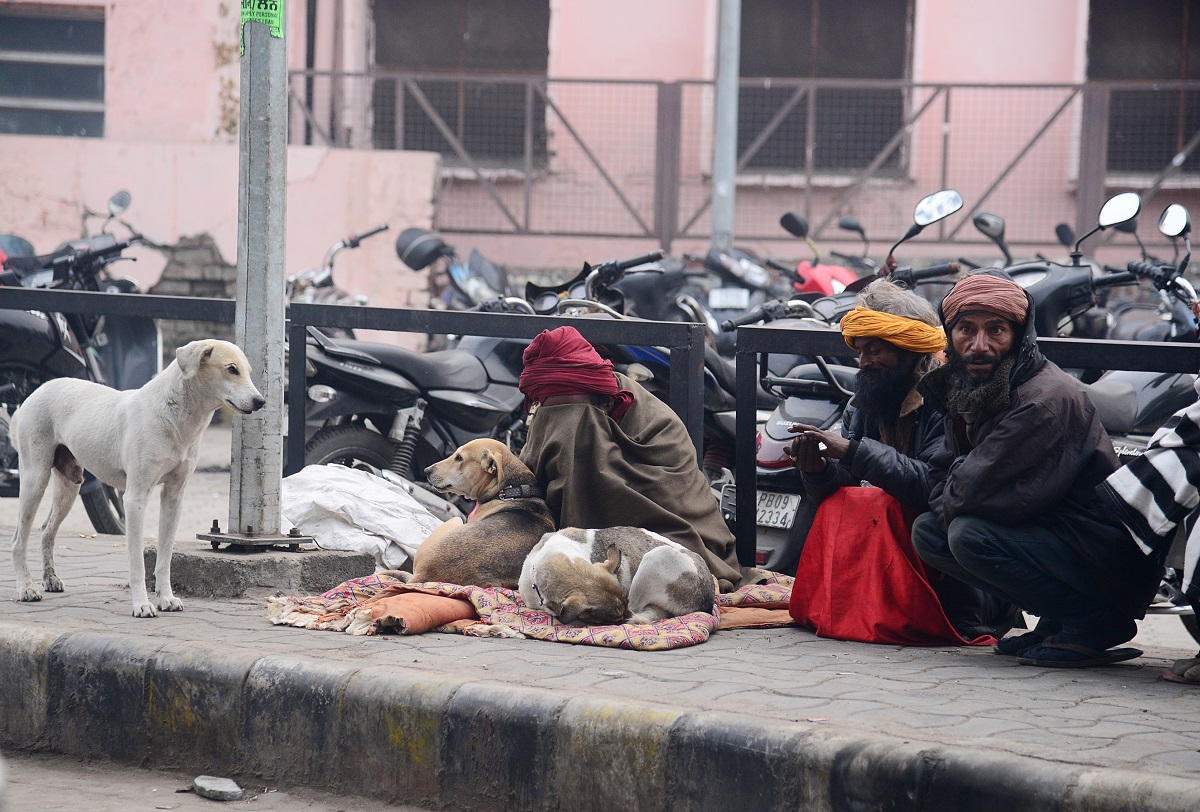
[788,487,992,646]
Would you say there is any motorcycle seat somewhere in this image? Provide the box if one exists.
[1085,378,1138,435]
[319,337,488,392]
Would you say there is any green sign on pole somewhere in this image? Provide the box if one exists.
[240,0,284,55]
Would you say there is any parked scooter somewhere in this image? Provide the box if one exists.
[0,190,162,535]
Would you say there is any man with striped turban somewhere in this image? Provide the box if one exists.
[912,270,1161,667]
[786,279,997,646]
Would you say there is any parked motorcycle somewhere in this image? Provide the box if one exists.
[286,223,387,338]
[777,211,864,297]
[295,249,665,517]
[722,189,966,572]
[0,190,161,535]
[394,226,510,311]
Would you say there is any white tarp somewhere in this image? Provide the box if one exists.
[281,464,446,569]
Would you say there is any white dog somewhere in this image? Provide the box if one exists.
[519,527,716,626]
[10,339,265,617]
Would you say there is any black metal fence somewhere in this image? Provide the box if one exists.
[732,326,1200,566]
[0,288,706,478]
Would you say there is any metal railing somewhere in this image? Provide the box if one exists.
[731,326,1200,566]
[290,71,1200,254]
[0,288,706,478]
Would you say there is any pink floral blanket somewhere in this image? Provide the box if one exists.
[268,572,794,652]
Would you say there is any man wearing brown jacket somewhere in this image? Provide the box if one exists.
[911,271,1161,667]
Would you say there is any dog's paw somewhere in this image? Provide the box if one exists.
[464,623,526,639]
[43,573,64,593]
[157,595,184,612]
[17,585,43,602]
[132,602,158,618]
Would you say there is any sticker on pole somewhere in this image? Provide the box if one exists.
[240,0,284,55]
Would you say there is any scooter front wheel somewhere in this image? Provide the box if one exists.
[82,484,125,536]
[303,423,395,475]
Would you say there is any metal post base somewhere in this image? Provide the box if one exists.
[197,520,313,552]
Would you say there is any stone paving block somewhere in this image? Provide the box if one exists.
[45,632,159,765]
[554,697,682,812]
[440,681,569,812]
[236,655,360,786]
[145,544,375,599]
[144,642,261,770]
[333,666,466,806]
[0,626,56,748]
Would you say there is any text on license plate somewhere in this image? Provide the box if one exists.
[709,287,751,310]
[756,491,801,529]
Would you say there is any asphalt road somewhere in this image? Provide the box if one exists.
[0,750,431,811]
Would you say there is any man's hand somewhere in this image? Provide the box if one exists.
[786,423,850,472]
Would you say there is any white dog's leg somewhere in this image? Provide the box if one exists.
[37,468,82,594]
[12,465,52,602]
[123,484,156,617]
[153,476,187,612]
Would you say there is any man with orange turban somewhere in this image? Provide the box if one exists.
[518,325,752,592]
[912,270,1161,667]
[785,279,1007,646]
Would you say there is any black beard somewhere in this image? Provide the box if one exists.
[854,358,918,423]
[945,351,1017,419]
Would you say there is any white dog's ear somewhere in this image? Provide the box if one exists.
[176,340,215,379]
[482,447,505,483]
[601,545,622,574]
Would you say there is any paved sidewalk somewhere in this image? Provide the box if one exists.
[2,425,1200,810]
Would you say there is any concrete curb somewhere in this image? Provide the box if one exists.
[2,625,1198,811]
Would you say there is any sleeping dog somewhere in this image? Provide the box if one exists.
[408,438,554,589]
[519,526,715,625]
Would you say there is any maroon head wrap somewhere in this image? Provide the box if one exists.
[519,326,634,419]
[941,273,1029,327]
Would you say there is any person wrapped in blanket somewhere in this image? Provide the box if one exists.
[1097,378,1200,684]
[785,278,1016,645]
[911,271,1161,668]
[517,325,755,593]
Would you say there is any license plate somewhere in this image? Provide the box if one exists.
[756,490,801,529]
[709,287,750,310]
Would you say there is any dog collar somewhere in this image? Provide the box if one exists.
[498,483,545,501]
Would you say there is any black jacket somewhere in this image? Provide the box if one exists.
[919,274,1160,618]
[801,386,945,512]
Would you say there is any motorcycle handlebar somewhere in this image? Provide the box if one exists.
[345,223,389,248]
[719,305,766,333]
[1094,271,1138,288]
[615,249,666,271]
[906,261,961,282]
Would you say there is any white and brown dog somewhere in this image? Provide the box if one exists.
[408,438,554,589]
[519,527,716,625]
[10,339,265,617]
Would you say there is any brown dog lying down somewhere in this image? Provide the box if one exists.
[399,438,554,589]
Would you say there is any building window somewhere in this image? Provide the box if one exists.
[737,0,911,174]
[370,0,549,167]
[1088,0,1200,174]
[0,7,105,138]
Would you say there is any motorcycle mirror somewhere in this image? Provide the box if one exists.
[912,189,963,227]
[972,212,1005,242]
[1159,204,1191,238]
[973,212,1013,267]
[838,215,870,257]
[1097,191,1140,229]
[107,190,131,217]
[779,211,809,239]
[1054,223,1075,248]
[1071,192,1141,263]
[837,216,865,238]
